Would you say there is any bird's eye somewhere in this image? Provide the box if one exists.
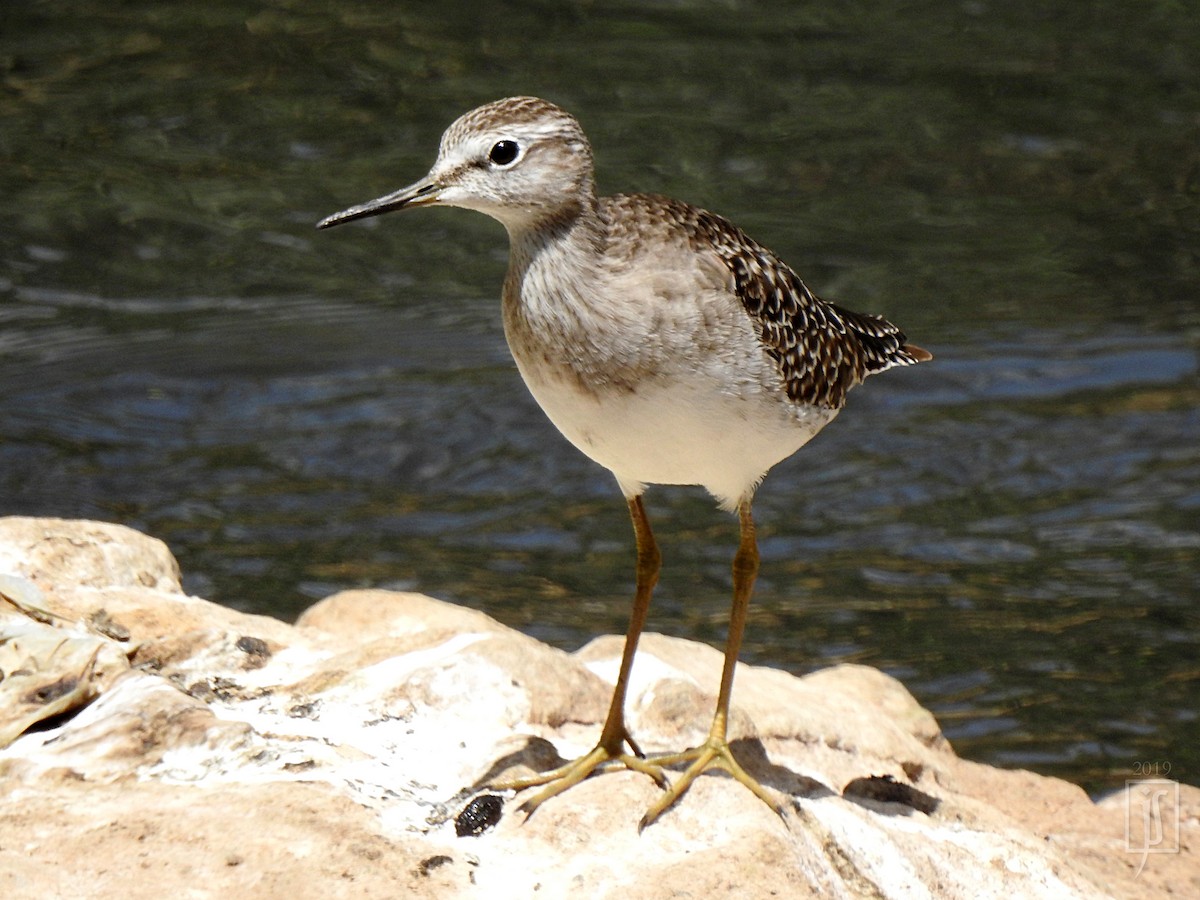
[488,140,520,167]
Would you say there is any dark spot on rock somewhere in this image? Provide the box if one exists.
[900,760,924,782]
[186,680,217,702]
[843,774,939,815]
[235,635,271,665]
[188,676,241,702]
[455,794,503,837]
[130,648,164,672]
[23,675,77,705]
[418,854,453,876]
[89,608,131,642]
[24,705,85,737]
[288,700,319,718]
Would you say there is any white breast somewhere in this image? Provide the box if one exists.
[510,342,836,510]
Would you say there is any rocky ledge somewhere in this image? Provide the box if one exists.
[0,516,1195,898]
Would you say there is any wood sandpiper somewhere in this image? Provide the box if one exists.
[318,96,931,829]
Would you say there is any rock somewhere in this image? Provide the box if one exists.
[1,516,1197,898]
[0,517,181,592]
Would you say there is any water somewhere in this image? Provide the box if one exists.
[2,1,1197,795]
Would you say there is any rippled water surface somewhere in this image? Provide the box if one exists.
[2,1,1198,793]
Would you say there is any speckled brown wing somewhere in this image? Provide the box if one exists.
[648,195,931,410]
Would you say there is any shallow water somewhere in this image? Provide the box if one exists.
[2,1,1198,794]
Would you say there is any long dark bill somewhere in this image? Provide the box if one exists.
[316,180,442,230]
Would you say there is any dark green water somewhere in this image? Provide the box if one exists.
[2,1,1197,794]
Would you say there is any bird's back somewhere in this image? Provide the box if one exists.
[599,192,930,412]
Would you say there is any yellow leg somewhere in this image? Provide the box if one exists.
[490,495,668,814]
[640,499,784,829]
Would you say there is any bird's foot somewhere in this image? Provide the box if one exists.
[490,731,669,819]
[640,736,784,830]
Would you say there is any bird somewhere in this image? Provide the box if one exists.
[317,96,931,829]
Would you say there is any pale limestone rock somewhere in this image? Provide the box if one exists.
[0,517,181,592]
[0,616,128,748]
[299,590,610,728]
[1,516,1197,899]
